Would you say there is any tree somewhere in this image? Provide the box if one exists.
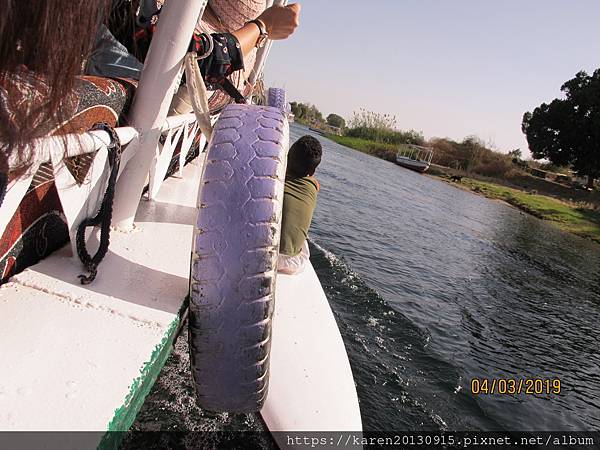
[289,102,305,119]
[508,148,522,160]
[326,113,345,129]
[460,136,486,173]
[308,104,324,124]
[522,69,600,188]
[289,101,325,125]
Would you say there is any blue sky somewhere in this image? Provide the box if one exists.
[265,0,600,156]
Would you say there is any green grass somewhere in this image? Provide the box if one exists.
[325,134,398,162]
[322,132,600,244]
[459,178,600,243]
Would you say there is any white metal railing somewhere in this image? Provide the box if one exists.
[249,0,287,86]
[2,128,137,243]
[1,112,200,258]
[148,116,201,200]
[111,0,209,230]
[2,0,280,263]
[397,144,434,164]
[7,128,137,170]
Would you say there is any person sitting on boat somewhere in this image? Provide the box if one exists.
[88,1,301,108]
[278,135,322,275]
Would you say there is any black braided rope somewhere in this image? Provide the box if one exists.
[76,123,122,284]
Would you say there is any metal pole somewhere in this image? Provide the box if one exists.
[248,0,287,86]
[112,0,207,230]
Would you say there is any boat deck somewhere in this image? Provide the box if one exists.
[0,161,202,445]
[1,159,363,449]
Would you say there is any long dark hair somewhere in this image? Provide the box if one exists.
[0,0,108,170]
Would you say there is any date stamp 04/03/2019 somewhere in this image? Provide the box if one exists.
[470,378,561,395]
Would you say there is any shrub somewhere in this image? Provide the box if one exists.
[430,136,521,178]
[430,138,469,169]
[326,113,345,129]
[473,153,516,178]
[346,109,425,146]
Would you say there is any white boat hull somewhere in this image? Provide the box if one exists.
[1,159,362,445]
[395,156,430,173]
[263,263,362,447]
[0,162,204,449]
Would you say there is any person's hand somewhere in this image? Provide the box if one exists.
[257,3,301,40]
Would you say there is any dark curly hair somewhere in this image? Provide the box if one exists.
[287,135,322,178]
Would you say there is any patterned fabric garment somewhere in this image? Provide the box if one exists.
[0,147,6,208]
[0,75,136,284]
[0,73,202,284]
[0,172,6,208]
[0,153,8,207]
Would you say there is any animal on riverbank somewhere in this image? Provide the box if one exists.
[450,175,463,182]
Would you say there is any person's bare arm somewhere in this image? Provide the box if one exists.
[232,3,301,57]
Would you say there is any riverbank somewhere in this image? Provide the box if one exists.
[435,175,600,243]
[325,134,397,162]
[323,132,600,244]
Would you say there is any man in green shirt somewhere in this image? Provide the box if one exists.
[278,135,322,275]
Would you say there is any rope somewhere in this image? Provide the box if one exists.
[75,123,122,285]
[184,52,214,141]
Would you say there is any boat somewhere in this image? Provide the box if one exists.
[0,0,361,447]
[395,144,434,172]
[309,125,326,135]
[309,124,342,136]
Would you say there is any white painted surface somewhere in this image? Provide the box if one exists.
[112,0,208,229]
[149,124,185,200]
[1,155,363,437]
[0,172,36,237]
[0,162,202,431]
[149,117,199,200]
[395,156,430,172]
[0,283,165,431]
[51,143,110,258]
[263,264,362,438]
[7,128,136,170]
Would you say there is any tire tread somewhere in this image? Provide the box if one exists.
[189,103,288,413]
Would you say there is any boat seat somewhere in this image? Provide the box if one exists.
[1,75,136,283]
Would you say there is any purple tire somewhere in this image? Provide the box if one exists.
[189,103,289,413]
[267,87,287,111]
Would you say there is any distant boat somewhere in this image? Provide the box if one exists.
[396,144,434,173]
[309,125,342,136]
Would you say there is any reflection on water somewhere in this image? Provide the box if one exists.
[131,123,600,437]
[290,123,600,432]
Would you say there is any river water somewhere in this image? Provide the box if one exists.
[126,123,600,445]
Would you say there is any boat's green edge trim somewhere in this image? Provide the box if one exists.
[96,314,181,450]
